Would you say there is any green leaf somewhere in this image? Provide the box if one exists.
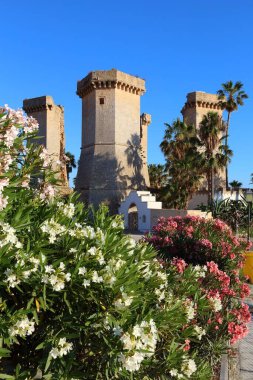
[44,353,52,372]
[0,375,15,379]
[0,348,10,358]
[35,342,44,350]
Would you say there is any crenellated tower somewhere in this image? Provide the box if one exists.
[75,69,151,212]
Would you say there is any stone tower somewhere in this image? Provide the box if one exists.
[23,96,68,186]
[181,91,225,208]
[181,91,223,127]
[75,69,150,212]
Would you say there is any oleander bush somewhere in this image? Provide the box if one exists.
[0,105,214,379]
[145,216,251,360]
[0,105,250,380]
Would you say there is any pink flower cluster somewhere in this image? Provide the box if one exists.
[146,216,252,347]
[171,257,187,273]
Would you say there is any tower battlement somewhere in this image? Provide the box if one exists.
[77,69,145,98]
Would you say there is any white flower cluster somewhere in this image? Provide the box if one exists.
[170,358,197,378]
[184,300,196,321]
[41,219,66,243]
[50,337,73,359]
[126,237,136,256]
[102,257,125,286]
[0,222,22,249]
[209,296,222,312]
[69,223,96,240]
[78,263,104,288]
[155,269,168,302]
[194,325,206,340]
[22,257,40,279]
[57,202,75,218]
[4,268,21,288]
[9,316,35,338]
[42,262,71,291]
[114,288,134,309]
[119,319,158,372]
[193,265,207,278]
[111,216,124,230]
[0,191,8,211]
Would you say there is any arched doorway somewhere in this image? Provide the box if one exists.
[128,203,138,232]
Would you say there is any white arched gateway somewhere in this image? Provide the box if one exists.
[119,191,211,233]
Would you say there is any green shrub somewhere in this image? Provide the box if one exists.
[0,105,215,379]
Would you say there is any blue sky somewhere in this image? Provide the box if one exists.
[1,0,253,187]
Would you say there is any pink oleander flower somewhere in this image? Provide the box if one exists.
[0,178,9,192]
[171,257,187,273]
[39,147,51,168]
[39,183,55,201]
[198,239,212,250]
[183,339,190,351]
[228,322,249,344]
[24,116,39,134]
[207,261,219,274]
[3,126,19,148]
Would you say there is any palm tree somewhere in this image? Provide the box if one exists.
[198,112,232,204]
[229,180,242,189]
[217,81,248,188]
[65,151,77,181]
[148,164,167,190]
[160,119,203,208]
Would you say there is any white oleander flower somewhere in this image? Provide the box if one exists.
[184,300,195,321]
[41,219,66,243]
[181,358,197,377]
[0,193,9,211]
[193,265,207,278]
[194,325,206,340]
[50,337,73,359]
[83,279,91,288]
[92,271,103,283]
[42,263,71,291]
[57,202,75,218]
[4,268,21,288]
[0,222,22,248]
[9,316,35,338]
[114,292,133,309]
[209,296,222,312]
[118,319,158,372]
[78,267,87,275]
[96,227,105,244]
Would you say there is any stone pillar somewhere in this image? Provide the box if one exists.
[75,69,150,212]
[23,96,68,187]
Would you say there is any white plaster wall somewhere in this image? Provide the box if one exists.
[118,191,151,232]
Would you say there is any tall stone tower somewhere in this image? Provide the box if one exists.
[181,91,223,127]
[23,96,68,187]
[181,91,225,208]
[75,69,150,212]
